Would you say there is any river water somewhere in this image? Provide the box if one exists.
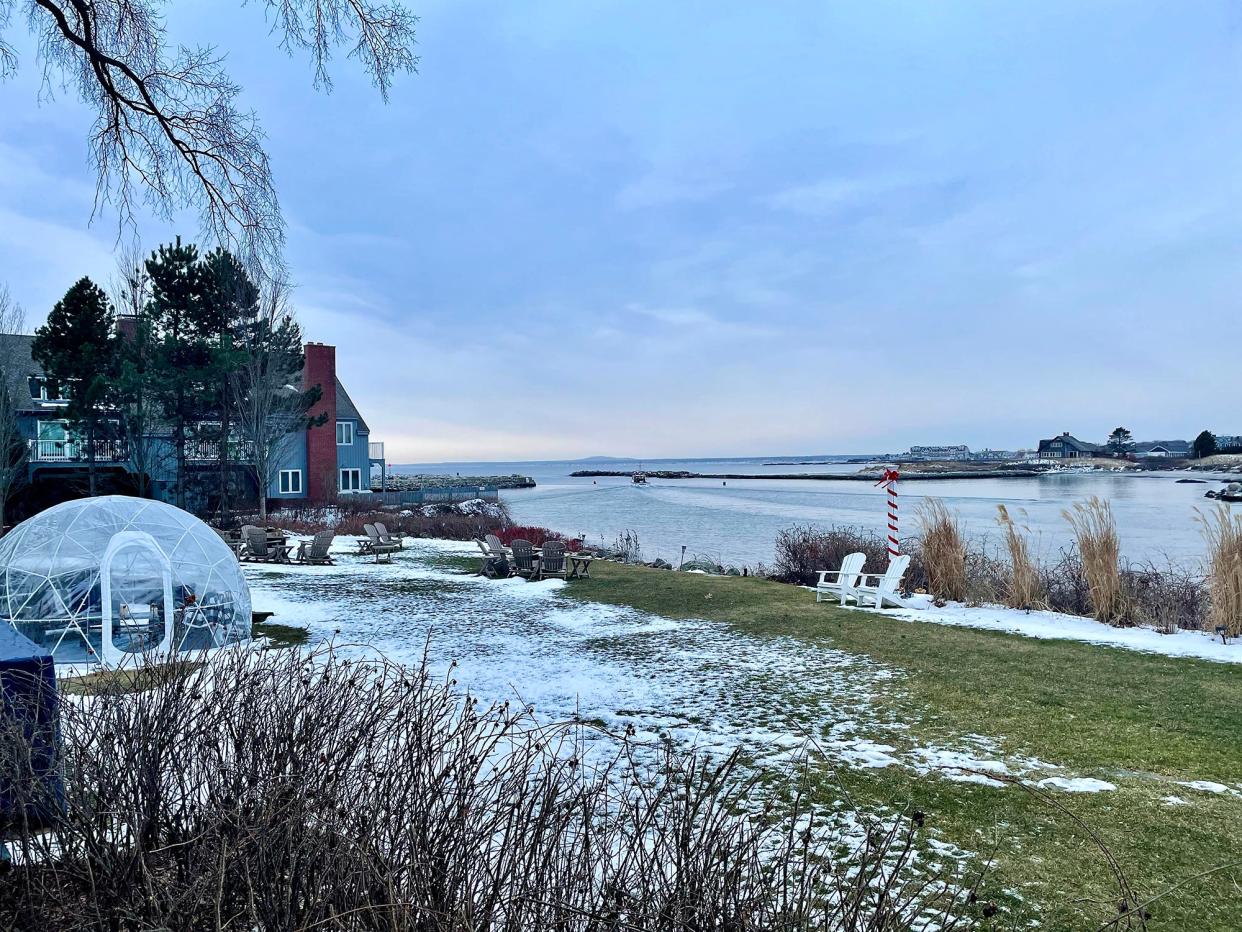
[391,457,1239,571]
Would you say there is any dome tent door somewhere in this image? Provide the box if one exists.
[100,531,174,668]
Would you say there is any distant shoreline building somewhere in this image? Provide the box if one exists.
[906,444,970,461]
[1036,432,1103,460]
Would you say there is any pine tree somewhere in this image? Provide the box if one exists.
[1193,430,1217,459]
[145,239,214,510]
[1106,427,1133,456]
[32,278,116,497]
[200,248,258,520]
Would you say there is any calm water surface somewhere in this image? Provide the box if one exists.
[392,458,1239,570]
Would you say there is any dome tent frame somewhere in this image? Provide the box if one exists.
[0,496,251,668]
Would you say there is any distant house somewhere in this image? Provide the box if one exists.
[1036,432,1102,460]
[1132,440,1191,458]
[1216,435,1242,451]
[1,335,385,510]
[907,444,970,461]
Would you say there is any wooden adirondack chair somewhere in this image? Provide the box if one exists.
[854,554,915,609]
[364,524,400,563]
[244,527,292,563]
[297,530,336,565]
[375,522,404,549]
[536,541,568,581]
[509,539,538,578]
[815,552,866,605]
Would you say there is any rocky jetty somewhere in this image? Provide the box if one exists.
[383,473,536,490]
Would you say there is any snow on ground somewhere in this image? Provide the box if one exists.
[242,539,1123,796]
[861,596,1242,665]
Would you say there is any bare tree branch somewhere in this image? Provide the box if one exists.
[9,0,418,279]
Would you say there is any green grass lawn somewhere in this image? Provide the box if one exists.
[555,560,1242,930]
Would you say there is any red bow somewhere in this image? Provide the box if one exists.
[874,468,900,487]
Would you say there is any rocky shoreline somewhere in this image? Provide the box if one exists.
[383,473,536,490]
[568,468,1050,481]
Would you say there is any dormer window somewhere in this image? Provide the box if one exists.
[29,377,62,402]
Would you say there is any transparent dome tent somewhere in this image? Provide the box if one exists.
[0,496,251,667]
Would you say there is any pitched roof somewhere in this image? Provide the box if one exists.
[0,333,51,412]
[1038,433,1102,453]
[1133,440,1190,454]
[334,377,369,434]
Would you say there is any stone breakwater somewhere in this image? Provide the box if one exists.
[568,468,1046,481]
[384,473,536,490]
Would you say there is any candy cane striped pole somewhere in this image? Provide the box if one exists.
[874,468,900,557]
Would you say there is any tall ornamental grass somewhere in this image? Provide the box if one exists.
[916,499,968,603]
[1062,497,1124,624]
[1198,505,1242,637]
[996,505,1045,610]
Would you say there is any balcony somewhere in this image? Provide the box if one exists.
[29,439,128,463]
[368,441,385,462]
[29,437,255,465]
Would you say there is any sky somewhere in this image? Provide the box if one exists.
[2,1,1242,462]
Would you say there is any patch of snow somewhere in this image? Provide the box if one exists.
[1176,780,1242,797]
[1161,795,1190,806]
[862,596,1242,665]
[1035,777,1116,793]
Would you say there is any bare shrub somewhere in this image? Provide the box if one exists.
[495,525,564,547]
[1198,505,1242,637]
[0,648,989,930]
[996,505,1045,610]
[916,499,968,603]
[1122,562,1208,633]
[1063,497,1124,624]
[235,498,512,541]
[772,525,892,586]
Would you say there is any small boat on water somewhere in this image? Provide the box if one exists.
[632,471,648,485]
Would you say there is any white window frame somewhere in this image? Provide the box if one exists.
[339,468,362,493]
[279,469,303,495]
[336,421,354,446]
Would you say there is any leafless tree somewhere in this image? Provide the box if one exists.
[0,284,27,529]
[107,244,169,497]
[234,278,321,523]
[4,0,418,278]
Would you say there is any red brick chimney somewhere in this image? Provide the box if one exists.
[303,342,337,502]
[116,315,138,343]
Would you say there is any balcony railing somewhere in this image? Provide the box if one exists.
[368,441,385,461]
[29,439,128,463]
[184,439,255,463]
[29,437,256,465]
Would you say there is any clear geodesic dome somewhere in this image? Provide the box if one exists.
[0,495,250,666]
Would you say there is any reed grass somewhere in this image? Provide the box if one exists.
[916,498,968,603]
[996,504,1045,610]
[1198,505,1242,637]
[1062,497,1124,624]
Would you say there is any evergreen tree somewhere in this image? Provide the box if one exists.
[200,248,258,520]
[145,239,214,510]
[1106,427,1134,456]
[1193,430,1217,459]
[32,278,116,497]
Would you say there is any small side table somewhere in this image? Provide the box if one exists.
[567,553,594,579]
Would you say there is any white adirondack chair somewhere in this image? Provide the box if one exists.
[815,552,866,604]
[854,554,914,609]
